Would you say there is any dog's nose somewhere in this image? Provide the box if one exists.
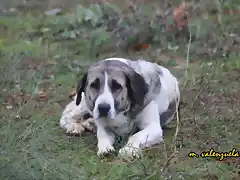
[98,103,111,117]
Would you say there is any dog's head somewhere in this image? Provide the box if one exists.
[76,60,148,119]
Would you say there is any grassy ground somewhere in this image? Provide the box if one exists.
[0,0,240,179]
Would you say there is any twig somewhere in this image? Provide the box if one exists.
[161,147,176,172]
[162,139,168,161]
[191,58,219,109]
[184,29,192,88]
[0,52,27,88]
[161,97,180,172]
[161,22,190,172]
[173,98,180,145]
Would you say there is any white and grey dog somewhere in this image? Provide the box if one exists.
[60,58,180,159]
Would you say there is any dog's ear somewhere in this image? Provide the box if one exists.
[125,70,148,107]
[76,73,88,106]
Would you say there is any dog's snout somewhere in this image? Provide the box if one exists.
[98,103,111,117]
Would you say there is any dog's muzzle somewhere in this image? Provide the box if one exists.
[98,103,111,117]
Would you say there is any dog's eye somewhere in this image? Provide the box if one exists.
[111,80,122,91]
[90,79,100,90]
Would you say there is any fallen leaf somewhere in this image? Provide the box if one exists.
[3,95,14,105]
[3,90,32,107]
[37,90,48,101]
[69,88,76,99]
[133,44,149,51]
[172,2,188,29]
[47,60,57,65]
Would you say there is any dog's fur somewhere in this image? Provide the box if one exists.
[60,58,180,159]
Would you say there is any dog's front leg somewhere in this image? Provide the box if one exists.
[96,121,115,157]
[119,101,163,159]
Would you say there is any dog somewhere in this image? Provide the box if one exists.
[60,58,180,159]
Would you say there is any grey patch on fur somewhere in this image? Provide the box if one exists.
[127,60,163,76]
[160,99,178,127]
[83,113,92,120]
[132,61,163,117]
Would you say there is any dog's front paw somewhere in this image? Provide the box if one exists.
[81,118,95,132]
[65,122,85,135]
[118,145,141,160]
[97,144,115,157]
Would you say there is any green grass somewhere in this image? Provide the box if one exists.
[0,0,240,179]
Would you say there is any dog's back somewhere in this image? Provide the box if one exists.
[126,59,180,127]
